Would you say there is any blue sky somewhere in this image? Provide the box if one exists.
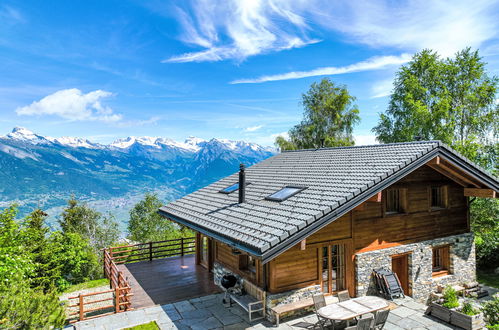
[1,0,499,146]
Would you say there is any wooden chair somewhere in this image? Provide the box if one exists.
[372,309,390,329]
[312,294,332,330]
[345,317,373,330]
[337,290,351,302]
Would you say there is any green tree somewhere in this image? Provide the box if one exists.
[128,193,191,243]
[276,78,360,150]
[48,231,100,289]
[373,48,498,167]
[22,209,59,292]
[0,205,34,285]
[59,197,119,251]
[0,280,65,329]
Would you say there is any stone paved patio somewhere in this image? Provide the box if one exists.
[73,294,463,330]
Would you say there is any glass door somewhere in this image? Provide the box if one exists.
[199,235,210,269]
[321,244,346,293]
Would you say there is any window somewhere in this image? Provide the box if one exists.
[219,182,250,194]
[239,254,256,274]
[321,244,346,293]
[266,186,307,201]
[386,189,401,214]
[385,188,407,215]
[430,186,447,209]
[432,245,450,277]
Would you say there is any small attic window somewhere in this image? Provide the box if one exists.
[219,182,250,194]
[266,186,307,202]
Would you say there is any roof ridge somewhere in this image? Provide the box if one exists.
[281,140,441,153]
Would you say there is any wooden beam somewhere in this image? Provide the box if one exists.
[427,163,472,187]
[367,192,382,203]
[300,239,306,250]
[427,156,441,165]
[438,161,481,188]
[464,188,496,198]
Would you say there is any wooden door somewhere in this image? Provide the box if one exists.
[391,254,409,296]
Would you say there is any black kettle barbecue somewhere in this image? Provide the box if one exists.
[221,274,238,304]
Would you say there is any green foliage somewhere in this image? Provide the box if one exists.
[128,193,193,243]
[472,198,499,268]
[482,295,499,326]
[461,300,480,316]
[0,280,65,329]
[47,231,100,291]
[276,78,360,150]
[59,197,119,251]
[442,286,459,309]
[477,269,499,289]
[373,48,498,160]
[0,206,34,285]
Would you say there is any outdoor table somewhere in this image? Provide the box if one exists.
[318,296,389,325]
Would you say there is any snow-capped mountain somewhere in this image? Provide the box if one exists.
[0,127,275,213]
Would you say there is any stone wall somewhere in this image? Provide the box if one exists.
[355,232,475,303]
[265,285,323,322]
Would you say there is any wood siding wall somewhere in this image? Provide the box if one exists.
[214,241,263,287]
[266,165,469,294]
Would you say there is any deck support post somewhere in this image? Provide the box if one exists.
[79,294,84,321]
[181,237,184,256]
[149,242,153,261]
[115,287,120,313]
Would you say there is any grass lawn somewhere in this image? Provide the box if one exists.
[477,269,499,289]
[62,278,110,293]
[123,321,159,330]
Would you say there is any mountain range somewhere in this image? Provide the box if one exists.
[0,127,274,227]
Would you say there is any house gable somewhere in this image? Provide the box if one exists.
[159,141,498,264]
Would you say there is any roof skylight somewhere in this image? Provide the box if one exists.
[219,182,250,194]
[266,186,307,201]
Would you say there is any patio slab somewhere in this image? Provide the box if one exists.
[72,293,469,330]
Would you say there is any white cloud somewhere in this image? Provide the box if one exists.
[312,0,499,57]
[16,88,122,122]
[244,125,263,132]
[164,0,318,63]
[166,0,499,63]
[371,78,394,99]
[231,54,411,84]
[354,134,378,146]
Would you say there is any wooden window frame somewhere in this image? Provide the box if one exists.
[432,245,451,277]
[383,188,408,217]
[319,244,347,294]
[429,185,448,211]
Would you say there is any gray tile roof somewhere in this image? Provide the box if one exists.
[159,141,498,262]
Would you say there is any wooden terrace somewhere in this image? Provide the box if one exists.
[117,254,221,309]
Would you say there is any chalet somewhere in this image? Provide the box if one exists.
[158,141,498,321]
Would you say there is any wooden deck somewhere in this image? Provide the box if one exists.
[118,255,221,309]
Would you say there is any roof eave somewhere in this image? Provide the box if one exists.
[158,208,263,258]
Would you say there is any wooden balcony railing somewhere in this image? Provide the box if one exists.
[108,236,196,264]
[67,237,195,323]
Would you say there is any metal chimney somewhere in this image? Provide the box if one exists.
[238,163,246,203]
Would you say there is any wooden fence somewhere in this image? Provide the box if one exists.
[67,250,132,323]
[108,237,196,264]
[67,237,195,323]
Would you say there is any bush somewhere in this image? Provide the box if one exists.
[461,300,479,316]
[0,280,65,329]
[482,294,499,326]
[442,286,459,309]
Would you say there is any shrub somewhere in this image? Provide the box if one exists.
[482,294,499,326]
[461,300,479,316]
[442,286,459,309]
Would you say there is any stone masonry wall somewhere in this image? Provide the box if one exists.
[355,232,475,303]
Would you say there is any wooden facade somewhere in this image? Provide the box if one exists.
[209,164,471,296]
